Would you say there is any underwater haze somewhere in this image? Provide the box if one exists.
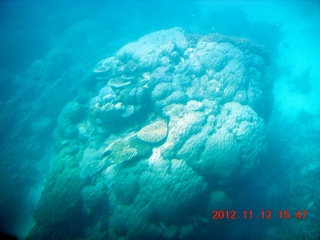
[0,0,320,239]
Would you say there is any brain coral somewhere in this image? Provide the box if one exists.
[30,27,273,240]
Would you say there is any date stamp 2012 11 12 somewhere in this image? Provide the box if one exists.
[212,210,308,220]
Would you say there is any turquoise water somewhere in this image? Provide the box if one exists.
[0,0,319,239]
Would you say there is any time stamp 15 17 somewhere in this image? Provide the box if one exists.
[212,210,308,220]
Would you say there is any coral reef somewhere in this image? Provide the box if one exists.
[29,27,273,239]
[137,121,168,143]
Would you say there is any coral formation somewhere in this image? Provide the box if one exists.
[108,77,131,88]
[80,160,104,179]
[29,27,273,239]
[137,121,168,143]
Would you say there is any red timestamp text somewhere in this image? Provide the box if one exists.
[212,210,308,220]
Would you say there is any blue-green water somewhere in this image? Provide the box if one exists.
[1,1,320,239]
